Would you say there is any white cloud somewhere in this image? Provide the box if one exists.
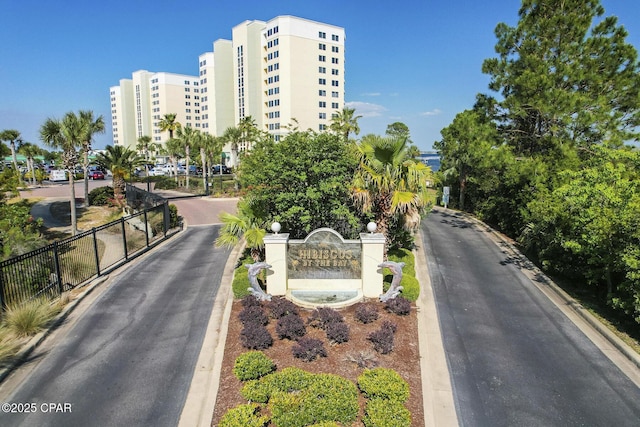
[361,92,381,97]
[346,101,387,118]
[420,108,442,117]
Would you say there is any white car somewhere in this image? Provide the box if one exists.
[148,167,166,176]
[161,164,186,175]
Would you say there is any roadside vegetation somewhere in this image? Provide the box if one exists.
[436,0,640,338]
[0,298,65,367]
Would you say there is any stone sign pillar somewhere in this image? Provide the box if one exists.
[360,232,386,298]
[263,232,289,296]
[262,226,387,307]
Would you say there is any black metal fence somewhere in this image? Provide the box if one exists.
[0,195,181,311]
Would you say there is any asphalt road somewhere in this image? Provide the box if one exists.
[0,225,230,427]
[421,209,640,426]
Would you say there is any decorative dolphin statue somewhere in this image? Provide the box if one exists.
[378,261,405,302]
[246,261,272,301]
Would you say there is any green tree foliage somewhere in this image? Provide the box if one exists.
[436,0,640,324]
[94,145,143,202]
[40,112,88,235]
[0,195,45,260]
[236,131,365,240]
[523,146,640,322]
[0,129,21,176]
[78,110,105,206]
[352,134,433,253]
[216,131,365,260]
[330,107,362,143]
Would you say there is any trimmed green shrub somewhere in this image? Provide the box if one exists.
[308,422,341,427]
[88,186,114,206]
[153,177,177,190]
[363,398,411,427]
[219,403,269,427]
[269,373,359,427]
[233,351,276,381]
[399,274,419,302]
[232,262,251,299]
[383,248,420,302]
[358,368,410,403]
[241,367,314,403]
[388,248,415,276]
[240,379,272,403]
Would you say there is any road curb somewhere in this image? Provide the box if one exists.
[414,229,459,427]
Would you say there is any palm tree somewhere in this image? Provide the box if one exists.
[158,113,181,140]
[194,132,222,194]
[238,116,259,152]
[1,129,22,176]
[94,145,143,203]
[351,134,433,257]
[17,142,42,186]
[40,113,87,235]
[330,107,362,143]
[79,110,105,206]
[215,199,267,261]
[136,135,153,177]
[222,126,243,168]
[163,138,183,183]
[175,126,199,189]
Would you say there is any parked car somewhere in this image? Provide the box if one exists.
[88,170,105,180]
[148,167,166,176]
[211,164,230,174]
[162,164,186,175]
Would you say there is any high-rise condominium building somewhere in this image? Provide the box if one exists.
[110,16,345,157]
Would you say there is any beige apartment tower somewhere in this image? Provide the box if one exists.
[110,16,345,154]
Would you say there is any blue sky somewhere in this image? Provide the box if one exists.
[1,0,639,151]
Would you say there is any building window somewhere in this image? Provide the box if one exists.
[332,102,340,109]
[319,43,326,50]
[332,69,339,75]
[319,112,327,119]
[319,78,326,85]
[319,90,326,96]
[332,91,339,98]
[319,31,326,38]
[332,57,339,64]
[319,101,326,108]
[332,34,339,42]
[332,46,339,53]
[331,80,339,87]
[319,67,326,73]
[319,55,326,62]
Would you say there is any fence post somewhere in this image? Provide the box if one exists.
[143,208,150,247]
[0,265,6,312]
[164,201,169,238]
[53,242,63,296]
[121,218,129,260]
[92,228,101,276]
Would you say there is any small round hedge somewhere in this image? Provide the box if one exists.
[363,398,411,427]
[269,373,359,427]
[357,368,410,403]
[218,403,269,427]
[88,186,114,206]
[233,351,276,381]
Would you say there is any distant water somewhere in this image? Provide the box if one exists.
[425,158,440,172]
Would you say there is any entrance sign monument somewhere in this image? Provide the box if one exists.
[262,224,385,308]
